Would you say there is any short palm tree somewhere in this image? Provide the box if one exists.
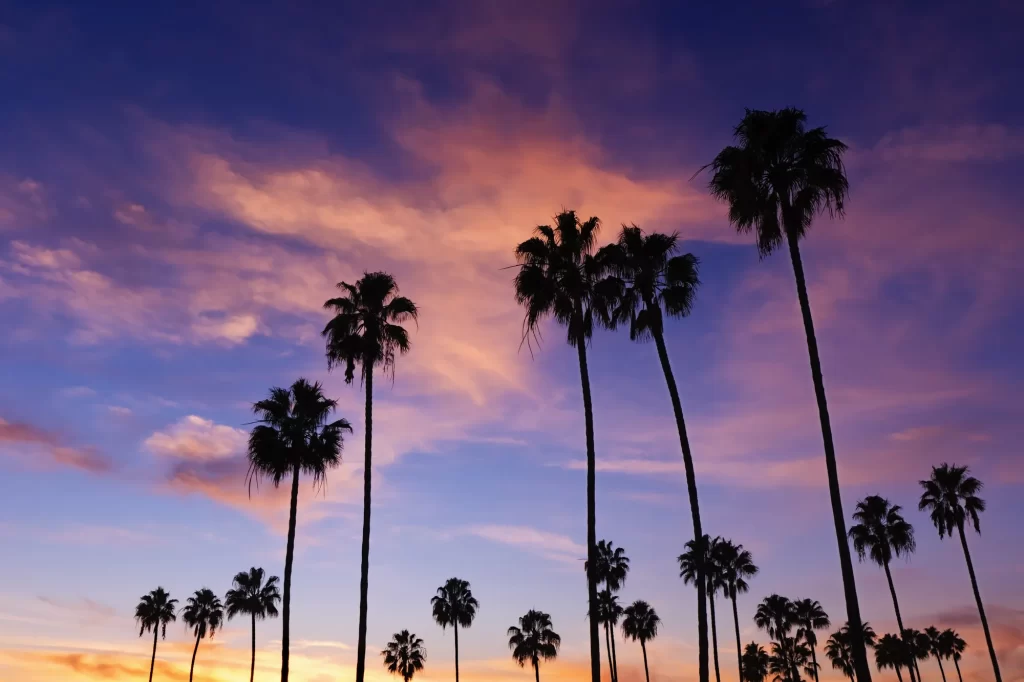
[939,630,966,682]
[924,627,948,682]
[826,623,877,682]
[876,634,911,682]
[181,588,223,682]
[793,599,830,682]
[717,540,759,682]
[599,224,709,682]
[706,108,870,682]
[323,271,417,682]
[770,636,815,682]
[919,464,1000,682]
[382,630,426,682]
[135,587,178,682]
[681,536,728,682]
[508,609,561,682]
[586,540,629,682]
[902,629,930,682]
[246,378,351,682]
[225,567,281,682]
[595,589,624,682]
[849,495,917,682]
[743,643,771,682]
[431,577,479,682]
[755,595,799,682]
[514,210,613,682]
[622,600,660,682]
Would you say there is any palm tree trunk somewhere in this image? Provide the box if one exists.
[189,631,200,682]
[957,521,1001,682]
[642,640,651,682]
[250,613,256,682]
[652,326,709,682]
[149,626,158,682]
[731,591,744,682]
[809,641,820,682]
[535,659,541,682]
[785,232,870,682]
[610,621,620,682]
[883,561,916,682]
[605,624,615,682]
[934,655,947,682]
[710,592,721,682]
[915,660,923,682]
[895,668,904,682]
[454,622,460,682]
[577,337,602,682]
[281,462,300,682]
[953,659,962,682]
[355,369,374,682]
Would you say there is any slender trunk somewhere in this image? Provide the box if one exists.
[653,326,709,682]
[610,621,620,682]
[785,232,870,682]
[577,337,602,682]
[149,626,158,682]
[454,622,460,682]
[935,655,947,682]
[731,590,744,682]
[916,660,923,682]
[895,668,903,682]
[883,561,916,682]
[642,640,651,682]
[809,640,820,682]
[355,370,374,682]
[535,658,541,682]
[957,522,1001,682]
[953,660,962,682]
[250,613,256,682]
[605,624,615,682]
[189,631,201,682]
[281,462,300,682]
[710,592,721,682]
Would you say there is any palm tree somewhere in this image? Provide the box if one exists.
[770,637,815,682]
[514,210,613,682]
[826,623,877,682]
[246,378,351,682]
[939,630,966,682]
[323,271,417,682]
[586,540,630,682]
[508,609,561,682]
[717,540,759,682]
[919,464,1000,682]
[755,595,799,682]
[902,629,930,682]
[181,588,223,682]
[924,628,949,682]
[431,577,479,682]
[622,600,661,682]
[743,643,771,682]
[876,634,911,682]
[382,630,426,682]
[595,589,624,682]
[681,536,728,682]
[706,108,870,682]
[849,495,918,682]
[135,587,178,682]
[793,599,830,682]
[598,224,709,682]
[225,567,281,682]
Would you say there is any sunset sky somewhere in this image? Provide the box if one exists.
[1,2,1023,682]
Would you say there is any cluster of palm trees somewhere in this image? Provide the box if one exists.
[131,108,1002,682]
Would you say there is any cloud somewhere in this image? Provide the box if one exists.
[461,524,586,564]
[871,124,1024,163]
[145,415,248,461]
[0,417,113,474]
[0,176,49,229]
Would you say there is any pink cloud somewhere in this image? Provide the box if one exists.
[0,417,113,475]
[145,415,247,461]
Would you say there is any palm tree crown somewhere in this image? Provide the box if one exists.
[622,601,660,643]
[382,630,426,682]
[595,589,624,627]
[827,623,878,680]
[717,541,758,598]
[680,536,727,595]
[918,464,985,537]
[940,629,966,663]
[135,587,178,639]
[875,634,911,677]
[793,599,830,649]
[182,588,224,640]
[508,610,561,670]
[755,595,797,642]
[743,643,771,682]
[431,578,479,631]
[587,539,630,590]
[226,567,281,622]
[849,496,916,565]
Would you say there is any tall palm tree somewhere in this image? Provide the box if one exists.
[586,540,630,682]
[622,600,661,682]
[681,536,727,682]
[514,210,613,682]
[902,629,930,682]
[323,271,417,682]
[939,630,966,682]
[598,224,709,682]
[743,643,771,682]
[246,378,351,682]
[876,634,911,682]
[431,577,479,682]
[919,464,1000,682]
[793,599,830,682]
[181,588,223,682]
[849,495,918,682]
[508,609,561,682]
[706,108,869,682]
[595,589,624,682]
[135,587,178,682]
[225,567,281,682]
[924,628,948,682]
[826,623,877,682]
[382,630,426,682]
[717,540,759,682]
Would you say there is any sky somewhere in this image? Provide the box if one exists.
[1,1,1023,681]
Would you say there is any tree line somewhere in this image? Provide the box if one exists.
[133,108,1003,682]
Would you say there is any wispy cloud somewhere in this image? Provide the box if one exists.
[0,418,113,474]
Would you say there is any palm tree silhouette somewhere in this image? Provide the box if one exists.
[225,567,281,682]
[508,609,561,682]
[594,589,624,682]
[755,595,798,682]
[514,210,613,682]
[849,495,918,682]
[246,378,351,682]
[181,588,223,682]
[742,643,770,682]
[793,599,830,682]
[622,600,660,682]
[875,634,911,682]
[825,623,877,682]
[769,636,815,682]
[681,536,727,682]
[598,224,709,682]
[717,540,759,682]
[919,464,1000,682]
[431,577,478,682]
[902,629,930,682]
[382,630,426,682]
[323,271,417,682]
[924,628,949,682]
[706,108,870,682]
[135,587,178,682]
[586,540,630,682]
[939,630,966,682]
